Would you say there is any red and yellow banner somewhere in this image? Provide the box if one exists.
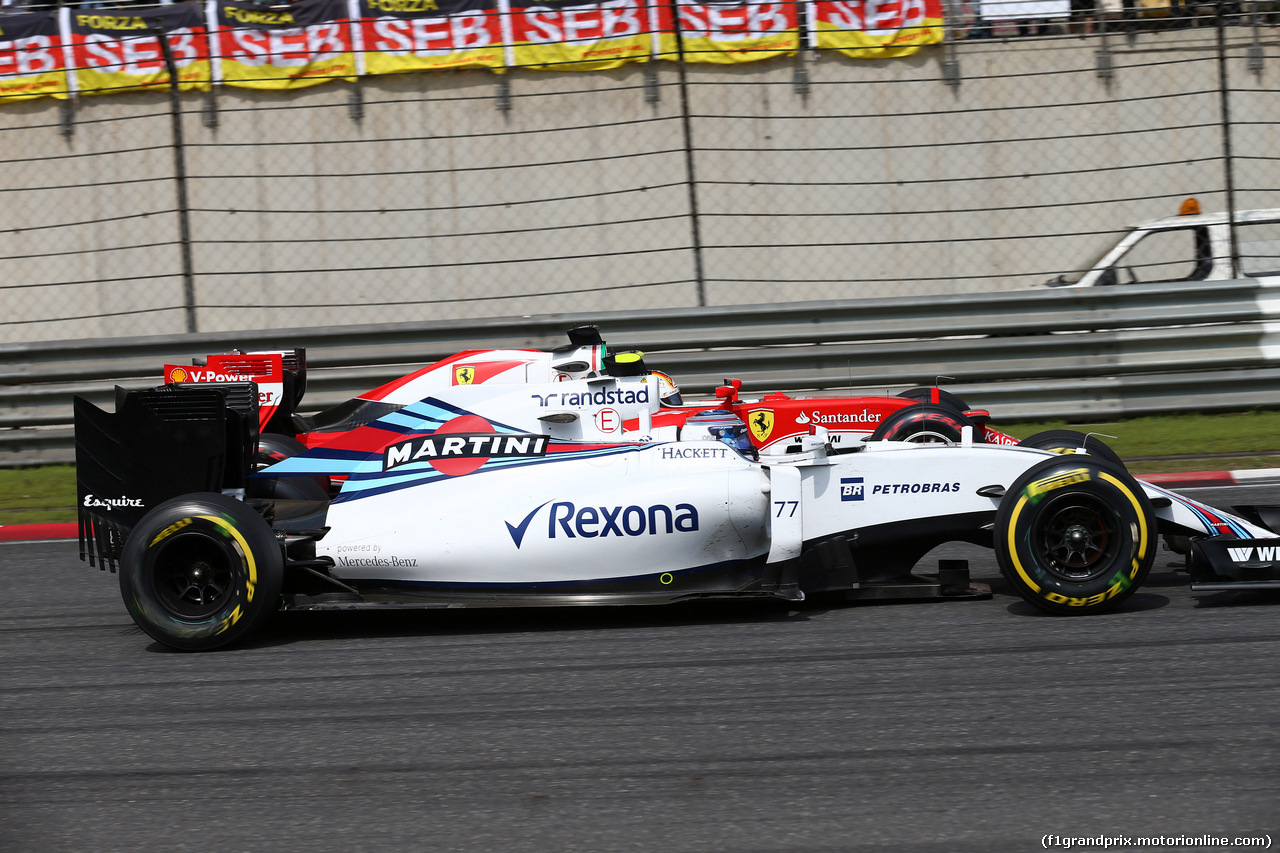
[504,0,662,71]
[359,0,504,74]
[66,4,212,95]
[213,0,357,89]
[0,10,72,101]
[809,0,943,58]
[1,0,943,104]
[674,0,799,64]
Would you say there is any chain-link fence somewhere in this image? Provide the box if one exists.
[1,1,1277,343]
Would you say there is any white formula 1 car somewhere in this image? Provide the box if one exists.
[73,382,1280,650]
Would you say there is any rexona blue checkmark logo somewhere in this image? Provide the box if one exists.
[506,501,552,549]
[506,500,700,549]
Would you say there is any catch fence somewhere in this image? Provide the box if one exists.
[0,1,1278,344]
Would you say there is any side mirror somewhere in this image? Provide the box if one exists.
[715,378,742,403]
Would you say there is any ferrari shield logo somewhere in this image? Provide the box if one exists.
[748,409,774,443]
[453,366,476,386]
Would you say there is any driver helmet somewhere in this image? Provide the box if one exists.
[680,409,757,460]
[651,370,683,407]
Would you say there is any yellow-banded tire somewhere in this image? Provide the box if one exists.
[995,456,1155,615]
[119,493,283,651]
[1017,429,1126,471]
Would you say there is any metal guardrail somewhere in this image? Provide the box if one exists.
[4,280,1279,467]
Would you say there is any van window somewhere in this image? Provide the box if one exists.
[1237,222,1280,277]
[1112,226,1211,283]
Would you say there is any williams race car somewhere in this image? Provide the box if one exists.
[74,380,1280,651]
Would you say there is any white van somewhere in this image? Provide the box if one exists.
[1045,200,1280,288]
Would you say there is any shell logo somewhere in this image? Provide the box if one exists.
[170,367,188,382]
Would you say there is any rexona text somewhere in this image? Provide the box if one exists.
[383,433,548,471]
[551,502,699,538]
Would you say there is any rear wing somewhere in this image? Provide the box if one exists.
[161,347,307,436]
[75,383,260,571]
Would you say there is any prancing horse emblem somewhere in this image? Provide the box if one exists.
[453,366,476,386]
[749,409,774,443]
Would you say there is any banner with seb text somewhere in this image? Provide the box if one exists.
[358,0,504,74]
[212,0,357,88]
[0,10,72,101]
[674,0,799,64]
[503,0,664,70]
[2,0,944,105]
[808,0,943,58]
[66,3,212,95]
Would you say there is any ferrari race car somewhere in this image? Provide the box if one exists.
[164,326,1028,465]
[74,379,1280,651]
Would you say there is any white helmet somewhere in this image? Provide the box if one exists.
[651,370,682,406]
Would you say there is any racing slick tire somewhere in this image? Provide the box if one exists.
[250,433,329,499]
[897,387,970,413]
[257,432,306,468]
[1017,429,1126,471]
[995,455,1156,615]
[870,403,974,444]
[118,492,284,651]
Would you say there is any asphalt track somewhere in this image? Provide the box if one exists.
[2,486,1278,853]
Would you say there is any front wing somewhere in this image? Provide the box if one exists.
[1189,538,1280,590]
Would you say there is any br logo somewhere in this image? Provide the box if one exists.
[453,366,476,386]
[840,477,864,502]
[749,409,774,443]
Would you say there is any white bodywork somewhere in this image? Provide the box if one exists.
[321,440,770,584]
[366,345,607,406]
[301,427,1273,587]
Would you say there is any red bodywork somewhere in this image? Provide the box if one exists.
[630,382,1019,451]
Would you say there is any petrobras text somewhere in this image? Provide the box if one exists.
[871,482,962,495]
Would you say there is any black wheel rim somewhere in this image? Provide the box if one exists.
[151,532,237,620]
[1034,493,1121,583]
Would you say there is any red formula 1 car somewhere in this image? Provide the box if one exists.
[160,326,1110,478]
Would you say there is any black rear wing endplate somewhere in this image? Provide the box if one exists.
[75,383,259,571]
